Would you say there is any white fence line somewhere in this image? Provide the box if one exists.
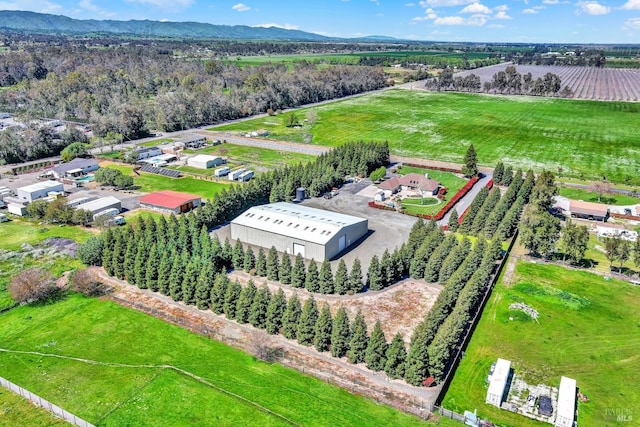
[0,376,95,427]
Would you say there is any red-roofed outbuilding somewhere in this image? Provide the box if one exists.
[139,190,202,214]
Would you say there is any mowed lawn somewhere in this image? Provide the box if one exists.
[396,166,468,196]
[100,162,233,200]
[0,388,68,427]
[185,142,315,171]
[558,186,640,206]
[0,295,429,427]
[214,90,640,182]
[442,260,640,427]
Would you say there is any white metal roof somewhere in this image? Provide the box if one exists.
[18,180,64,193]
[74,196,121,213]
[556,376,576,422]
[487,358,511,399]
[231,202,367,245]
[190,154,221,162]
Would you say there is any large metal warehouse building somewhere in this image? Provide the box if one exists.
[231,202,368,260]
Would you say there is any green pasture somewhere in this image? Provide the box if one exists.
[213,90,640,183]
[558,186,640,206]
[185,142,315,171]
[0,294,429,426]
[138,138,174,147]
[0,388,68,426]
[0,218,94,252]
[443,260,640,427]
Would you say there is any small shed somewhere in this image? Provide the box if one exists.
[554,376,576,427]
[569,200,609,222]
[17,181,64,203]
[7,203,27,216]
[486,358,511,407]
[187,154,224,169]
[139,190,202,214]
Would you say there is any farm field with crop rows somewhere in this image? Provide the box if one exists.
[456,64,640,101]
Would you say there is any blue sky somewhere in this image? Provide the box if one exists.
[3,0,640,43]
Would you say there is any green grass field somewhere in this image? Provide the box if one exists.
[0,218,95,252]
[214,90,640,183]
[99,162,233,200]
[0,295,429,426]
[139,138,173,147]
[401,197,442,216]
[442,260,640,427]
[559,186,640,206]
[0,388,69,426]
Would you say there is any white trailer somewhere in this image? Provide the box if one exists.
[228,168,246,181]
[238,170,254,182]
[214,166,230,177]
[93,208,120,221]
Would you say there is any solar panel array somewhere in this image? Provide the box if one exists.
[140,165,181,178]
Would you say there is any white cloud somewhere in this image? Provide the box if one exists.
[575,1,610,15]
[79,0,116,17]
[412,7,438,21]
[405,2,416,5]
[523,7,538,12]
[621,0,640,9]
[0,0,61,13]
[434,14,487,25]
[543,0,559,4]
[420,0,475,7]
[370,0,380,5]
[494,10,511,18]
[461,2,491,14]
[232,3,250,12]
[487,23,505,28]
[494,4,509,11]
[623,17,640,29]
[254,23,299,30]
[127,0,193,7]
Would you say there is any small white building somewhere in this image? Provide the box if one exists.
[74,196,121,216]
[7,203,27,216]
[135,147,163,160]
[555,376,576,427]
[187,154,224,169]
[17,181,64,203]
[486,358,511,407]
[238,170,254,182]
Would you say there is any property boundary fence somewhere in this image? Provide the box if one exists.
[0,376,95,427]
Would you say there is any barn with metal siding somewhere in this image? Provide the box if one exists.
[230,202,368,260]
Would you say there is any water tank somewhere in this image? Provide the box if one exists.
[296,187,306,201]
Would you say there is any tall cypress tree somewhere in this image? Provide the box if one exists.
[365,321,388,371]
[319,260,334,294]
[157,249,173,295]
[334,260,349,295]
[232,239,244,270]
[111,232,125,279]
[493,161,505,185]
[282,294,302,340]
[266,288,287,334]
[235,280,257,324]
[348,311,369,364]
[404,333,430,386]
[305,259,320,293]
[244,246,256,273]
[210,270,230,314]
[331,306,351,358]
[448,209,459,232]
[101,228,114,275]
[349,258,363,294]
[385,333,407,379]
[266,246,280,281]
[249,285,271,329]
[195,263,214,310]
[314,304,333,352]
[144,243,160,292]
[181,258,199,305]
[367,255,382,291]
[133,239,146,288]
[462,143,478,178]
[291,254,306,288]
[223,280,242,319]
[169,252,186,301]
[380,249,393,288]
[255,247,267,276]
[221,237,233,268]
[279,254,292,285]
[123,239,136,283]
[297,296,319,346]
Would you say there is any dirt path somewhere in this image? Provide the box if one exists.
[90,268,441,419]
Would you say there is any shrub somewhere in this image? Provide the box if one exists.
[9,268,59,304]
[69,268,111,297]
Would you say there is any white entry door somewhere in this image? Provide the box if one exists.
[338,235,346,252]
[293,243,305,258]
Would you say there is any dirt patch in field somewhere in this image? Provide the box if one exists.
[229,271,441,344]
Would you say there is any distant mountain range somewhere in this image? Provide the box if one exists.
[0,10,398,42]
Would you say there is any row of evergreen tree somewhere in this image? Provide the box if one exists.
[195,141,390,230]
